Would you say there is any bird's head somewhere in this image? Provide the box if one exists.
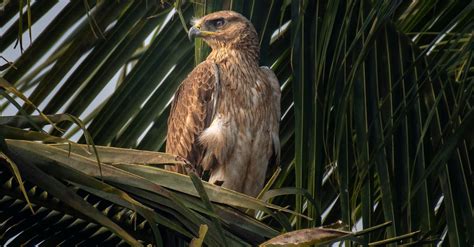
[188,11,259,54]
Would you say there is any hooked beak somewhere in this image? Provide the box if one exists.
[188,24,217,41]
[188,26,201,41]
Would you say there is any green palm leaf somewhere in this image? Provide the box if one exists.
[0,0,472,246]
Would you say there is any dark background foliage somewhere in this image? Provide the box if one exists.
[0,0,472,246]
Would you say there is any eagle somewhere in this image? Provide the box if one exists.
[166,10,280,197]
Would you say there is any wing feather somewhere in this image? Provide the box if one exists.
[166,61,219,174]
[260,66,281,167]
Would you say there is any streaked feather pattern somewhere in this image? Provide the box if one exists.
[166,11,280,197]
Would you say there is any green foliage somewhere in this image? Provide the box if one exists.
[0,0,472,246]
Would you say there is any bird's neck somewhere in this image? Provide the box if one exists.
[206,29,260,66]
[208,47,259,67]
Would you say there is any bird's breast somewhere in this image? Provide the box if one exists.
[198,62,276,169]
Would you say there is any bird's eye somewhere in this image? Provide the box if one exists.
[214,18,225,28]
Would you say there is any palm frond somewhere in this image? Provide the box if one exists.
[0,0,472,246]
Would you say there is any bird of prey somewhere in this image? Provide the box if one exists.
[166,10,280,197]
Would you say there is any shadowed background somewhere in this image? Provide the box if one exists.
[0,0,473,246]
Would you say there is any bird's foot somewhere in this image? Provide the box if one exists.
[213,180,224,186]
[175,155,199,176]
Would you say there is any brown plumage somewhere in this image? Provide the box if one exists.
[166,11,280,197]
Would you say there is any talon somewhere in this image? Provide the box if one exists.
[175,155,200,176]
[213,180,224,186]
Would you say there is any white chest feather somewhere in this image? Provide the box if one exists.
[199,115,236,166]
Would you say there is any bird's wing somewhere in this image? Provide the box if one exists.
[260,66,281,167]
[166,61,220,174]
